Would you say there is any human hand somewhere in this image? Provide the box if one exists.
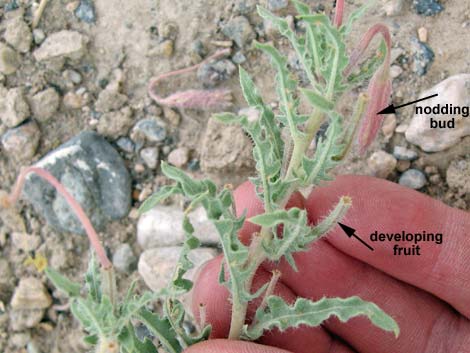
[186,175,470,353]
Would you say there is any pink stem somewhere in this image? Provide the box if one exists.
[8,167,113,269]
[334,0,344,27]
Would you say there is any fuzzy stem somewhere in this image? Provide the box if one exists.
[258,270,281,312]
[8,167,112,269]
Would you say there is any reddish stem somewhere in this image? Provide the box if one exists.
[334,0,344,27]
[8,167,113,269]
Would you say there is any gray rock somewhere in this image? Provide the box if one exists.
[232,51,246,64]
[268,0,288,11]
[32,29,46,45]
[399,169,427,189]
[405,74,470,152]
[74,0,96,23]
[96,106,133,137]
[95,87,127,113]
[33,30,88,62]
[62,69,83,86]
[222,16,255,47]
[4,17,32,53]
[137,205,219,249]
[446,157,470,193]
[138,246,217,292]
[393,146,418,161]
[140,147,159,169]
[1,121,40,161]
[197,59,236,88]
[112,243,137,272]
[30,88,60,122]
[0,87,30,127]
[367,151,397,178]
[412,38,434,76]
[11,278,52,310]
[116,137,135,153]
[0,43,20,75]
[413,0,443,16]
[23,131,131,234]
[131,118,167,144]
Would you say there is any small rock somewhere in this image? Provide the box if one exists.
[197,59,236,88]
[11,278,51,310]
[138,247,217,292]
[62,69,82,85]
[4,1,19,12]
[137,205,220,249]
[395,123,408,133]
[383,0,404,16]
[429,173,441,184]
[116,137,134,153]
[112,243,137,272]
[95,87,127,113]
[222,16,255,48]
[140,147,159,169]
[393,146,418,160]
[413,0,443,16]
[74,0,96,23]
[399,169,427,189]
[96,106,133,137]
[4,18,32,53]
[163,107,180,126]
[367,151,397,178]
[381,114,397,140]
[29,88,60,122]
[0,87,30,127]
[412,38,434,76]
[131,118,167,144]
[418,27,428,42]
[168,147,189,167]
[390,65,403,79]
[10,309,45,331]
[158,40,174,58]
[1,121,40,161]
[232,51,246,64]
[63,91,87,109]
[23,131,131,234]
[268,0,288,11]
[0,259,13,302]
[396,160,411,172]
[33,30,88,62]
[405,74,470,152]
[32,29,46,45]
[446,157,470,193]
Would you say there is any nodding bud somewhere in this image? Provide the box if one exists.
[333,0,344,27]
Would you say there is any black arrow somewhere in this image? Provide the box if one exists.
[338,223,374,251]
[377,93,438,115]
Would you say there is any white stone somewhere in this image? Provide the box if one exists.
[0,87,30,128]
[405,74,470,152]
[33,30,88,62]
[137,205,220,249]
[367,150,397,178]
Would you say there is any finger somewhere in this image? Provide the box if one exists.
[305,175,470,317]
[184,339,292,353]
[263,239,470,353]
[234,181,305,244]
[191,256,335,353]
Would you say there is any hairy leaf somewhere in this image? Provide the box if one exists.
[45,267,81,297]
[137,309,183,353]
[119,324,157,353]
[85,254,101,302]
[139,185,183,214]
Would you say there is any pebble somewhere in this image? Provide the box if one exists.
[33,30,89,62]
[4,17,32,53]
[390,65,403,79]
[163,107,181,126]
[446,157,470,193]
[412,38,434,76]
[30,88,60,122]
[413,0,443,16]
[131,118,167,144]
[11,278,52,310]
[116,137,135,153]
[418,27,428,42]
[158,40,174,58]
[112,243,137,273]
[405,74,470,152]
[137,205,220,249]
[1,120,40,161]
[232,51,246,64]
[0,87,30,127]
[32,29,46,45]
[23,131,131,234]
[197,59,236,88]
[95,87,128,113]
[74,0,96,23]
[395,123,408,133]
[367,151,397,179]
[381,114,397,140]
[62,69,82,85]
[140,147,159,169]
[167,147,189,167]
[429,173,441,184]
[63,91,88,109]
[399,169,427,189]
[396,160,411,172]
[268,0,288,11]
[0,43,18,75]
[96,106,133,137]
[222,16,255,48]
[393,146,418,160]
[10,309,45,331]
[138,247,217,292]
[383,0,404,16]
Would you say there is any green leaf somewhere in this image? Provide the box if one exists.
[292,0,310,15]
[213,112,242,124]
[70,296,116,338]
[249,208,303,227]
[83,335,98,346]
[119,324,157,353]
[85,254,101,302]
[300,88,334,111]
[239,66,263,107]
[45,267,81,297]
[341,1,372,35]
[139,185,182,214]
[244,296,400,340]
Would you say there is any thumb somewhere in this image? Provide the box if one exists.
[184,339,292,353]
